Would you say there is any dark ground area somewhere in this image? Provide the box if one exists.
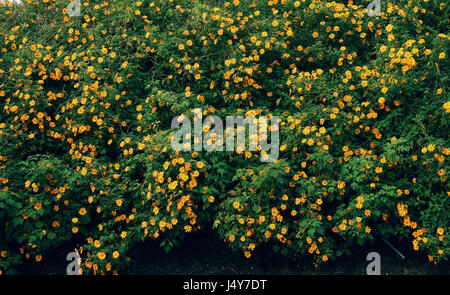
[19,230,450,275]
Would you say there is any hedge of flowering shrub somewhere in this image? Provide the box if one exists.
[0,0,448,274]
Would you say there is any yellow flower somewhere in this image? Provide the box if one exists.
[444,102,450,113]
[97,252,106,260]
[168,180,178,190]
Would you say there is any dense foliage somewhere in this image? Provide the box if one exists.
[0,0,448,274]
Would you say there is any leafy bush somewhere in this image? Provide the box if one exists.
[0,0,448,274]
